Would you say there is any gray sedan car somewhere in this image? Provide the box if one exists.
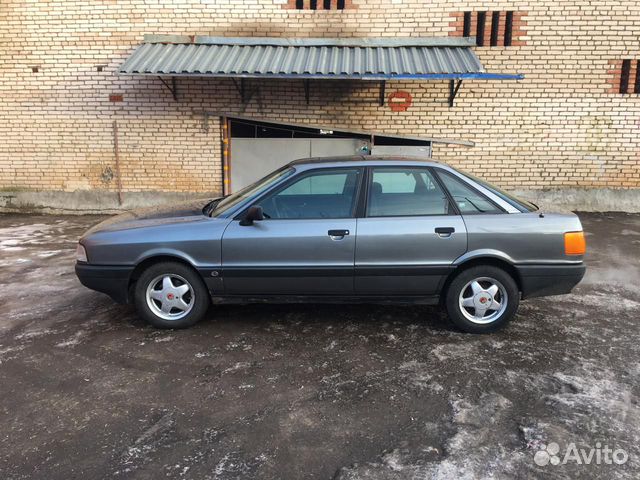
[75,156,586,333]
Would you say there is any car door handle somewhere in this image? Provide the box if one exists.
[328,229,350,240]
[435,227,455,237]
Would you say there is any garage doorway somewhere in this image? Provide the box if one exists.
[227,118,432,192]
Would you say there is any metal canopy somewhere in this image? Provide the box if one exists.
[118,35,524,106]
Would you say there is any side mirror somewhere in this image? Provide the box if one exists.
[239,205,264,226]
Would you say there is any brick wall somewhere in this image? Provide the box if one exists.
[0,0,639,201]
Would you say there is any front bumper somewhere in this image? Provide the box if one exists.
[75,263,133,304]
[516,263,586,300]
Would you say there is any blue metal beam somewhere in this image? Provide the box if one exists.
[123,72,524,81]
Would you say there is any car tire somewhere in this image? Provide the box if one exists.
[445,265,519,334]
[134,261,210,329]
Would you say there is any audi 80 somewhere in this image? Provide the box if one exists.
[75,156,586,333]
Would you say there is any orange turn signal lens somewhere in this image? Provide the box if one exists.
[564,231,586,255]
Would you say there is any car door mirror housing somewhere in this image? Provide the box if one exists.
[239,205,264,226]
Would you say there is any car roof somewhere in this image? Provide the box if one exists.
[287,155,444,168]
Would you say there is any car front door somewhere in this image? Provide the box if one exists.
[355,166,467,295]
[221,167,363,295]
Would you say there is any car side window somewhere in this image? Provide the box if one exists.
[260,168,361,219]
[436,170,503,214]
[367,168,450,217]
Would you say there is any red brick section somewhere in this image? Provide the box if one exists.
[510,12,527,46]
[109,94,124,102]
[449,11,465,37]
[606,59,623,93]
[607,59,639,94]
[449,11,527,46]
[283,0,356,9]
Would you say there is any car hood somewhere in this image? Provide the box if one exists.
[83,198,218,235]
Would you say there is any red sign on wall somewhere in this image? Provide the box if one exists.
[388,91,412,112]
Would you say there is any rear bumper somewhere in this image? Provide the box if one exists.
[516,263,586,300]
[75,263,133,304]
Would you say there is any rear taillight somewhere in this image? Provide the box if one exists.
[564,231,586,255]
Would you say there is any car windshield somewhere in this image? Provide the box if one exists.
[210,166,295,217]
[455,169,539,213]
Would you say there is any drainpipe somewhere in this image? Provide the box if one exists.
[112,120,123,206]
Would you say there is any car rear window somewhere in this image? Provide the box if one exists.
[454,169,538,213]
[436,171,503,215]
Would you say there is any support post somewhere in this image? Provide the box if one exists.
[448,79,463,107]
[379,80,386,106]
[222,116,231,195]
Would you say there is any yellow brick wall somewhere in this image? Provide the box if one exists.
[0,0,638,196]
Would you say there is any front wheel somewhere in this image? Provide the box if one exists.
[134,261,210,329]
[445,266,519,333]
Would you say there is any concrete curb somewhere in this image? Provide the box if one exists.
[0,190,219,215]
[1,188,639,214]
[513,188,640,213]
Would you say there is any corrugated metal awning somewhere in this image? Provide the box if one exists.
[118,36,523,81]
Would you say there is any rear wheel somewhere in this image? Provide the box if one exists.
[445,265,519,333]
[134,261,210,329]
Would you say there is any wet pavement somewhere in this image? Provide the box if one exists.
[0,212,638,479]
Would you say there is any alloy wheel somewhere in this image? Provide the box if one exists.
[145,274,195,321]
[458,276,508,324]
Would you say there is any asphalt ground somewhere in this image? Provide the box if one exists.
[0,212,638,479]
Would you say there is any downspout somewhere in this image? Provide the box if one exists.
[112,120,123,206]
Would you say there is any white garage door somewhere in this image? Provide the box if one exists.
[230,138,370,191]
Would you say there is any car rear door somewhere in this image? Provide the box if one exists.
[221,167,363,295]
[355,166,467,295]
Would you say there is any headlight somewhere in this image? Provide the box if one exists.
[76,243,88,263]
